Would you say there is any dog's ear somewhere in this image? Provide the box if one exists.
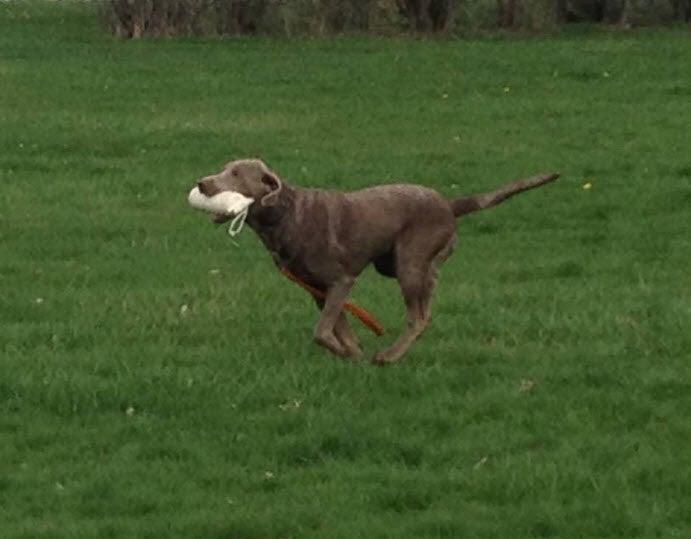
[260,171,282,207]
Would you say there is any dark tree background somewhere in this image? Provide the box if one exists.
[102,0,691,38]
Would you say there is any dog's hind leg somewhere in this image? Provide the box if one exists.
[373,233,455,364]
[372,265,432,364]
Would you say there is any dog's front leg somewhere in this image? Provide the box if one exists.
[313,297,362,358]
[313,276,355,357]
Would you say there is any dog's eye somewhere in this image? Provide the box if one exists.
[231,169,238,177]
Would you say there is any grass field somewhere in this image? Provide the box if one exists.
[1,2,690,537]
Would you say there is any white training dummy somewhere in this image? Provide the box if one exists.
[188,187,254,236]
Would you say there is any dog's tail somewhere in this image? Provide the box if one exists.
[450,172,560,218]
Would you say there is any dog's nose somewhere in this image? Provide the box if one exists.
[197,180,209,196]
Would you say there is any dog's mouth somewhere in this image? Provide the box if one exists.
[208,190,250,225]
[212,213,231,224]
[197,179,220,197]
[196,181,223,223]
[188,186,254,234]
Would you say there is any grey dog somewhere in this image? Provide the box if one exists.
[196,159,559,364]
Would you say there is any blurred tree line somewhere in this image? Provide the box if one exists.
[102,0,691,37]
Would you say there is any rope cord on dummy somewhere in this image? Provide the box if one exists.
[280,267,385,336]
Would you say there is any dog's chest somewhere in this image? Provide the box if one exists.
[269,246,292,267]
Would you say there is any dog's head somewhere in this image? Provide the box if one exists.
[196,158,283,224]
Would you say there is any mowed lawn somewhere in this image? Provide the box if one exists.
[1,2,690,538]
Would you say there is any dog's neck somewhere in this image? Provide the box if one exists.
[247,181,304,269]
[248,181,297,228]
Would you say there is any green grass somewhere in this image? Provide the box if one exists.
[1,2,690,537]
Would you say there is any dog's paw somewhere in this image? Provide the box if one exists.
[343,344,363,360]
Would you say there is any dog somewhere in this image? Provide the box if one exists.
[196,159,559,364]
